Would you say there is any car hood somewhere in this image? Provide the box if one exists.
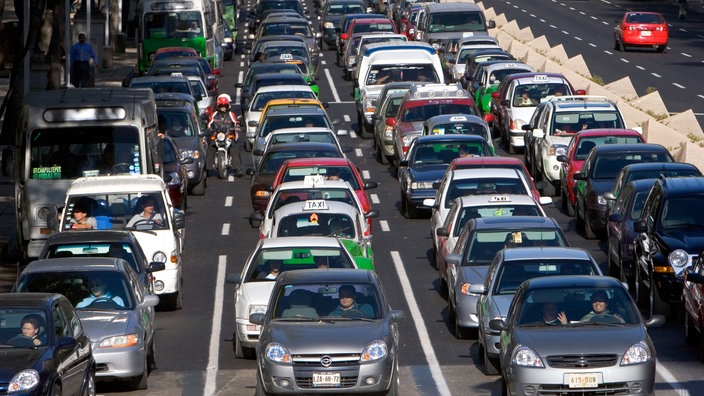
[589,178,616,195]
[0,349,45,379]
[409,164,448,182]
[492,294,515,318]
[515,325,649,356]
[545,135,572,146]
[171,136,199,152]
[77,310,131,341]
[459,265,490,283]
[658,229,704,253]
[267,320,388,353]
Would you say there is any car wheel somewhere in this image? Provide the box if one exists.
[403,195,418,219]
[607,251,620,278]
[454,311,473,339]
[583,210,596,239]
[501,378,510,396]
[685,313,698,346]
[384,365,399,396]
[162,290,182,311]
[50,382,62,396]
[575,200,585,231]
[190,173,206,196]
[482,342,500,375]
[147,340,157,373]
[439,275,448,296]
[561,188,574,216]
[615,38,625,52]
[652,283,672,318]
[656,44,667,53]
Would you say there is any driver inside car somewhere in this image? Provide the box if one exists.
[579,290,624,323]
[127,196,164,228]
[76,279,125,308]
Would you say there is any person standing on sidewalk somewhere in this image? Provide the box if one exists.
[70,32,97,87]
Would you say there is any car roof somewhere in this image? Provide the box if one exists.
[416,134,487,144]
[456,194,541,207]
[0,293,65,308]
[154,93,197,107]
[502,247,592,261]
[425,2,482,11]
[481,61,533,73]
[504,72,570,85]
[522,275,622,289]
[451,156,524,167]
[254,85,314,94]
[550,96,618,111]
[68,175,165,195]
[154,47,199,55]
[451,167,522,179]
[130,75,190,84]
[45,230,135,245]
[274,199,360,217]
[626,178,659,191]
[275,267,376,284]
[264,142,340,153]
[471,215,560,229]
[590,143,669,154]
[269,127,334,135]
[264,106,328,116]
[573,128,642,138]
[23,257,131,274]
[255,72,306,82]
[657,176,704,195]
[282,157,353,167]
[260,40,307,48]
[258,236,346,249]
[620,162,698,172]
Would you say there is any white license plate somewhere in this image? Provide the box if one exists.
[567,373,599,388]
[312,372,340,387]
[641,31,652,36]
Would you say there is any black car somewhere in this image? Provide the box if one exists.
[633,176,704,317]
[318,0,366,50]
[39,230,165,293]
[0,293,94,395]
[606,161,701,202]
[247,142,344,212]
[398,134,493,218]
[573,143,673,239]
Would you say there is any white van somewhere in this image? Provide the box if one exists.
[355,42,444,137]
[60,175,186,310]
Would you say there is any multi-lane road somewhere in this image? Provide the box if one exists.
[87,0,704,394]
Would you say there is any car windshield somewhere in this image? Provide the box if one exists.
[16,271,134,310]
[630,191,649,219]
[352,22,395,34]
[427,122,487,136]
[592,152,672,179]
[262,22,312,37]
[327,3,365,15]
[276,212,357,238]
[269,132,337,146]
[493,260,598,295]
[512,83,571,107]
[157,110,197,137]
[516,287,639,326]
[446,177,528,207]
[130,81,191,95]
[551,111,626,136]
[259,115,331,137]
[403,103,476,122]
[454,204,541,235]
[0,309,49,348]
[271,283,381,320]
[428,12,485,32]
[366,65,439,86]
[259,149,341,174]
[269,188,358,216]
[411,142,487,167]
[573,135,644,160]
[246,247,355,282]
[464,229,567,265]
[251,90,315,111]
[46,242,140,274]
[660,196,704,229]
[281,166,361,190]
[61,193,170,231]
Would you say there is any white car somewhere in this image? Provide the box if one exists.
[186,75,213,119]
[243,85,317,151]
[59,175,186,310]
[423,168,550,250]
[224,236,373,359]
[260,127,349,161]
[432,194,547,274]
[250,177,377,238]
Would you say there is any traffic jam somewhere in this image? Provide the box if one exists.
[2,0,703,394]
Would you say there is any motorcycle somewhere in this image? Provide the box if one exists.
[209,125,238,179]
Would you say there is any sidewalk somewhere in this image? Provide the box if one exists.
[0,42,139,290]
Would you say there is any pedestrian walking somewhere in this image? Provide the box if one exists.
[70,32,97,87]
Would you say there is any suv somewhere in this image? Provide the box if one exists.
[633,176,704,317]
[524,95,629,195]
[389,83,479,166]
[416,3,495,49]
[490,72,579,154]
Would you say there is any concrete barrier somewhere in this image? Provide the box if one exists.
[478,1,704,170]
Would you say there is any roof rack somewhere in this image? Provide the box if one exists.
[409,82,467,99]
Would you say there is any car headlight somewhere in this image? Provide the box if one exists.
[549,144,568,156]
[364,96,378,109]
[99,333,139,348]
[596,195,607,205]
[347,56,356,65]
[224,37,233,43]
[8,369,39,393]
[621,341,651,365]
[248,304,266,316]
[324,22,335,29]
[152,251,167,263]
[361,340,387,362]
[513,119,527,131]
[411,181,434,190]
[511,345,544,368]
[669,249,689,268]
[384,127,393,138]
[265,342,292,363]
[181,149,195,159]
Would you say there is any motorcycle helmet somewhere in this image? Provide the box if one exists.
[216,94,231,108]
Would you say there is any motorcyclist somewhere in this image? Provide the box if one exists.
[207,93,242,177]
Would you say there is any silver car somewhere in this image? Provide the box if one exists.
[472,247,603,375]
[490,275,664,395]
[14,257,159,390]
[250,269,404,395]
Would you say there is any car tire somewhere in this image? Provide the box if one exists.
[190,174,206,196]
[583,210,597,239]
[162,290,183,311]
[244,140,252,152]
[652,283,672,318]
[403,195,418,219]
[656,44,667,53]
[575,200,585,231]
[234,333,256,359]
[255,377,269,396]
[502,378,510,396]
[147,340,157,373]
[439,275,448,296]
[685,313,698,346]
[384,366,399,396]
[482,342,500,375]
[697,321,704,363]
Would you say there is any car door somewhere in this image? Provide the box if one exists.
[53,301,92,395]
[129,268,155,345]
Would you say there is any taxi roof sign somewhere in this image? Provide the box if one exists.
[303,175,326,186]
[303,200,329,211]
[489,195,511,202]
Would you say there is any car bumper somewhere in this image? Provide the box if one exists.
[505,360,655,396]
[654,273,684,303]
[94,343,146,379]
[185,159,205,186]
[236,318,261,349]
[542,156,562,182]
[622,32,668,46]
[508,131,525,148]
[456,294,480,328]
[406,189,436,207]
[485,331,501,357]
[259,354,395,393]
[322,30,337,46]
[152,267,180,295]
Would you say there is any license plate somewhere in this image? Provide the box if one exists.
[641,31,652,36]
[312,372,340,387]
[567,373,599,388]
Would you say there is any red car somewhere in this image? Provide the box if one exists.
[341,18,398,42]
[271,158,378,230]
[556,129,644,216]
[448,156,546,203]
[614,11,668,53]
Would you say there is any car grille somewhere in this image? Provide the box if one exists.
[537,382,629,395]
[546,354,618,368]
[292,353,360,389]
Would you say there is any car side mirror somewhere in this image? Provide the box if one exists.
[468,283,486,294]
[364,209,380,219]
[436,227,449,237]
[364,181,378,190]
[608,213,621,223]
[142,294,160,308]
[573,172,587,181]
[249,312,265,325]
[633,220,647,233]
[148,262,166,272]
[489,318,508,331]
[249,211,264,228]
[556,154,568,162]
[225,272,243,285]
[391,310,405,322]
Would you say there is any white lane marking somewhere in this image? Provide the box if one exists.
[588,43,596,47]
[539,18,546,23]
[561,30,569,35]
[380,220,390,232]
[529,13,536,18]
[321,60,326,65]
[604,50,614,55]
[362,170,370,179]
[549,24,557,29]
[350,131,359,139]
[656,360,690,396]
[344,114,351,122]
[371,194,380,205]
[324,68,342,102]
[652,73,662,78]
[221,223,230,236]
[355,148,363,157]
[620,58,630,63]
[574,37,583,41]
[204,255,227,396]
[602,21,610,25]
[225,196,233,207]
[681,53,692,58]
[579,11,585,15]
[673,83,686,89]
[228,174,234,182]
[636,66,645,70]
[390,251,451,396]
[237,70,243,84]
[698,95,704,100]
[590,16,597,20]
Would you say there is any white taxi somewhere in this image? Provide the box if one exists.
[60,175,186,310]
